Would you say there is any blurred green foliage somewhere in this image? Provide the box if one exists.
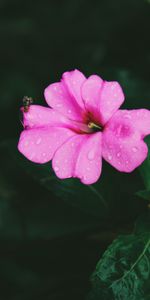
[0,0,150,299]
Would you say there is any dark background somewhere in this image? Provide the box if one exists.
[0,0,150,299]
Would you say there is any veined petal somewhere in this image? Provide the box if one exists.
[18,127,75,164]
[102,109,149,172]
[62,69,86,110]
[121,109,150,137]
[52,132,102,184]
[22,105,73,129]
[82,76,124,125]
[74,132,102,184]
[44,70,86,122]
[81,75,103,123]
[52,134,83,179]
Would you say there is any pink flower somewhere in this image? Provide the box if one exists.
[18,69,150,185]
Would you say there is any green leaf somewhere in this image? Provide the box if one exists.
[88,213,150,300]
[136,189,150,202]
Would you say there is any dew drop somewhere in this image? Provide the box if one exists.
[36,137,42,145]
[56,103,62,108]
[42,152,46,157]
[132,147,138,152]
[87,149,95,160]
[108,154,112,161]
[54,166,59,172]
[68,109,72,114]
[124,114,131,119]
[117,152,121,157]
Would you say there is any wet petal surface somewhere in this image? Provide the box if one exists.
[102,109,149,172]
[18,127,75,163]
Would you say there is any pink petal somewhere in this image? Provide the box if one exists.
[18,127,75,163]
[74,132,102,184]
[62,69,86,110]
[82,76,124,125]
[81,75,103,123]
[123,109,150,137]
[99,81,125,124]
[102,109,150,172]
[22,105,73,129]
[44,71,85,122]
[52,134,84,179]
[52,132,102,184]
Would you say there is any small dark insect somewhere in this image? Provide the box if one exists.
[22,96,33,112]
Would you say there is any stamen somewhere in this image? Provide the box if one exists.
[88,122,102,131]
[71,120,93,133]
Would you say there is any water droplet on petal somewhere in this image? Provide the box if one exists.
[108,154,112,161]
[68,109,72,114]
[132,147,138,152]
[117,152,121,157]
[124,114,131,119]
[87,149,95,160]
[126,160,129,164]
[36,138,42,145]
[56,103,62,107]
[54,166,59,172]
[42,152,46,157]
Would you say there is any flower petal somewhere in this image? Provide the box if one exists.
[122,109,150,137]
[102,109,150,172]
[52,134,84,179]
[74,132,102,184]
[44,71,86,122]
[18,127,75,163]
[52,132,102,184]
[82,76,124,125]
[62,69,86,110]
[81,75,103,123]
[22,105,73,129]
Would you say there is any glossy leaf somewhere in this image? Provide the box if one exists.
[88,214,150,300]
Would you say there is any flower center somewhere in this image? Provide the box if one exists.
[71,119,103,134]
[88,121,103,132]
